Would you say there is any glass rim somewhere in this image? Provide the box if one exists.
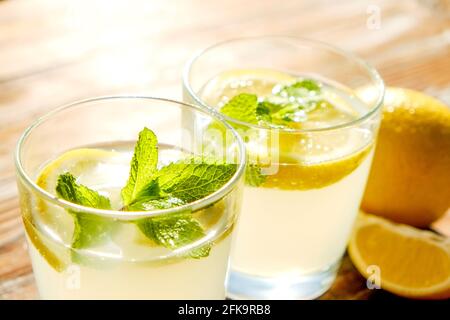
[183,35,385,133]
[15,95,247,220]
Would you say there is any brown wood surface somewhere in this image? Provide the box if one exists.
[0,0,449,300]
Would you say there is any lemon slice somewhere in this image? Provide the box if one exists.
[201,68,296,108]
[348,212,450,299]
[262,143,372,190]
[37,148,123,193]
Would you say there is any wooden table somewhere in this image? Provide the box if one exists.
[0,0,449,300]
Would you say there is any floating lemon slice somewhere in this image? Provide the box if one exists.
[348,212,450,299]
[261,143,372,190]
[201,68,296,108]
[37,148,123,193]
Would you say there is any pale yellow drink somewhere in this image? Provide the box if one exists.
[200,69,376,298]
[22,144,238,299]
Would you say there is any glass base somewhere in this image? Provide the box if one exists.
[226,260,340,300]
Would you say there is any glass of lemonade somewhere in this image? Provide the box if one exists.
[15,96,246,299]
[183,37,384,299]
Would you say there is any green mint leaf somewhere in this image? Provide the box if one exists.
[220,93,259,125]
[56,173,113,249]
[121,127,158,206]
[156,160,237,203]
[270,103,308,124]
[124,180,162,210]
[291,79,321,92]
[220,79,322,128]
[127,195,184,211]
[70,212,112,249]
[56,173,112,210]
[189,245,211,259]
[277,79,321,98]
[256,101,274,124]
[245,164,266,187]
[267,78,322,124]
[257,101,280,115]
[137,212,210,258]
[130,159,234,259]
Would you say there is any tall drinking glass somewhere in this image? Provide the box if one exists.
[15,96,246,299]
[183,37,384,299]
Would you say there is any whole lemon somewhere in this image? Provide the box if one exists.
[362,88,450,228]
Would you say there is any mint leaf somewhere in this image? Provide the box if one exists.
[221,93,259,125]
[189,245,211,259]
[56,173,111,210]
[137,212,210,258]
[128,195,184,211]
[128,159,236,259]
[70,212,112,249]
[220,80,321,128]
[257,79,322,124]
[121,127,158,206]
[276,79,321,98]
[56,173,113,249]
[291,79,321,92]
[123,157,237,209]
[270,103,308,124]
[256,101,276,124]
[245,164,266,187]
[124,180,162,211]
[156,160,237,203]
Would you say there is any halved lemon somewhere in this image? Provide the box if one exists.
[348,212,450,299]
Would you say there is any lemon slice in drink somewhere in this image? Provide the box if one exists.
[262,144,373,190]
[37,148,125,194]
[201,68,296,108]
[348,212,450,299]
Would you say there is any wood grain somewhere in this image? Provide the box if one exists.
[0,0,449,300]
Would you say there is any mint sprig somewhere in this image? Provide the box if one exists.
[119,132,236,258]
[55,127,237,261]
[56,173,113,249]
[220,78,324,127]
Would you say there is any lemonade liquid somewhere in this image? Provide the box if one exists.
[199,69,375,298]
[23,143,238,299]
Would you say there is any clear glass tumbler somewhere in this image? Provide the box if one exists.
[183,37,384,299]
[15,96,246,299]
